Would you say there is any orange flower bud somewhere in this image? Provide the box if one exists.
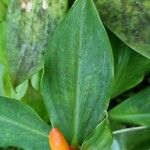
[49,128,70,150]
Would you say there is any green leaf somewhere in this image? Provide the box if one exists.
[0,96,51,150]
[112,127,150,150]
[108,30,150,98]
[81,116,113,150]
[95,0,150,58]
[0,0,7,23]
[6,0,68,87]
[109,87,150,126]
[0,22,7,65]
[21,81,49,123]
[42,0,114,146]
[0,63,28,99]
[0,65,5,96]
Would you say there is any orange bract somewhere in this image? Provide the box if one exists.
[49,128,70,150]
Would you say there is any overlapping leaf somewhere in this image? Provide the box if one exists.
[112,127,150,150]
[81,116,113,150]
[0,96,51,150]
[108,31,150,98]
[21,81,49,123]
[6,0,68,87]
[95,0,150,58]
[43,0,114,146]
[109,87,150,126]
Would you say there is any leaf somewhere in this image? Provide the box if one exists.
[81,116,113,150]
[31,69,43,92]
[108,30,150,98]
[21,81,49,123]
[0,63,28,100]
[95,0,150,58]
[6,0,68,87]
[0,0,7,23]
[109,87,150,126]
[0,64,5,96]
[42,0,114,146]
[0,22,7,65]
[112,127,150,150]
[0,96,51,150]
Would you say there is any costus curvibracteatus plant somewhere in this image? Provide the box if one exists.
[0,0,150,150]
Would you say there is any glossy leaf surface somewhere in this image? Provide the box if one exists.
[43,0,113,146]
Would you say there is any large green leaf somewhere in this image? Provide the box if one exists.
[95,0,150,58]
[108,31,150,98]
[0,96,51,150]
[109,87,150,126]
[112,127,150,150]
[6,0,68,87]
[81,116,113,150]
[42,0,114,146]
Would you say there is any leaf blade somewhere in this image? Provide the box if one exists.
[112,127,150,150]
[0,96,51,150]
[109,87,150,126]
[6,0,68,86]
[95,0,150,58]
[81,116,113,150]
[43,0,114,145]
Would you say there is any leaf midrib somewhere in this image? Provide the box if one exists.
[73,0,87,144]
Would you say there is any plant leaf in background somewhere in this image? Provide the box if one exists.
[109,87,150,126]
[43,0,114,146]
[95,0,150,58]
[0,65,4,95]
[81,116,113,150]
[112,127,150,150]
[0,0,7,23]
[31,70,42,92]
[6,0,68,87]
[108,30,150,98]
[0,63,28,100]
[0,96,51,150]
[0,22,7,65]
[21,81,49,123]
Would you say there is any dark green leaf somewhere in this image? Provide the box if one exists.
[112,127,150,150]
[108,30,150,98]
[81,116,113,150]
[109,87,150,126]
[6,0,68,87]
[0,1,7,22]
[95,0,150,58]
[42,0,114,146]
[0,96,51,150]
[0,22,7,65]
[21,81,49,123]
